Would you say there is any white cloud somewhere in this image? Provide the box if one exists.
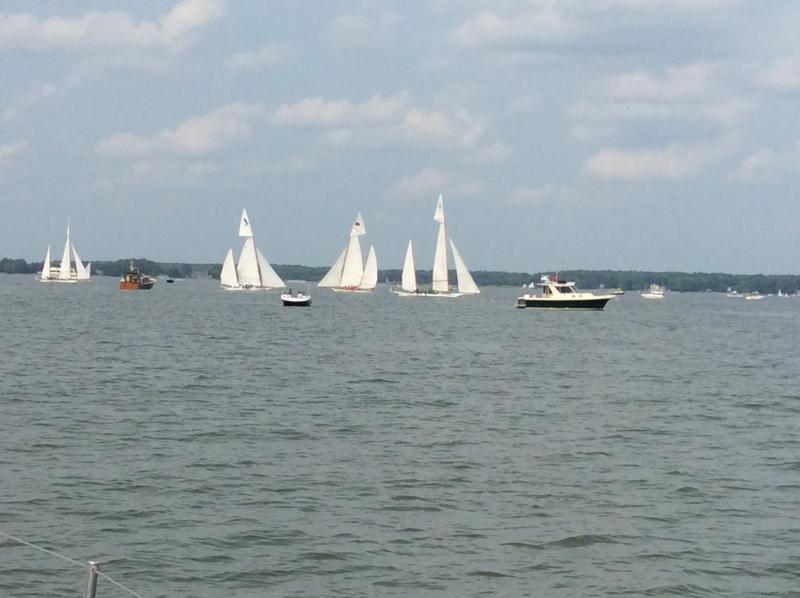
[738,144,800,180]
[757,55,800,92]
[98,103,261,158]
[0,0,225,52]
[130,159,219,185]
[570,63,755,133]
[328,10,399,48]
[583,138,736,180]
[607,63,715,100]
[1,82,58,123]
[506,94,540,114]
[453,6,575,49]
[473,142,513,164]
[227,45,288,70]
[385,167,484,200]
[0,141,28,172]
[508,183,573,205]
[271,93,486,150]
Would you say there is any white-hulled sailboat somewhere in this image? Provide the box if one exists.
[393,194,479,297]
[220,208,284,291]
[39,222,91,283]
[318,212,378,293]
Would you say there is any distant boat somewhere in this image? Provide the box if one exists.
[641,284,665,300]
[745,291,764,301]
[38,222,91,283]
[516,275,614,310]
[281,281,312,306]
[119,260,156,290]
[220,209,284,291]
[318,212,377,293]
[393,194,479,298]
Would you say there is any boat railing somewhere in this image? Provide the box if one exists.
[1,531,145,598]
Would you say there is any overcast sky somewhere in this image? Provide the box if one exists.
[1,0,799,273]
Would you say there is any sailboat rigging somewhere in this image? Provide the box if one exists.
[393,194,479,297]
[38,221,91,283]
[318,212,378,293]
[220,208,284,291]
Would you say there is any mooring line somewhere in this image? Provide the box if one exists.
[1,531,146,598]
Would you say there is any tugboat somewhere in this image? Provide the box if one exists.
[119,260,156,290]
[516,275,614,310]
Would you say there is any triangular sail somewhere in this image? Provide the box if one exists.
[318,247,346,287]
[449,238,479,294]
[401,240,416,292]
[220,248,238,287]
[85,262,91,277]
[72,243,89,280]
[59,224,72,280]
[256,248,284,288]
[359,245,377,290]
[339,233,364,288]
[239,208,253,238]
[432,221,449,292]
[41,245,51,280]
[237,238,261,286]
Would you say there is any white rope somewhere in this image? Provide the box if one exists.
[1,531,146,598]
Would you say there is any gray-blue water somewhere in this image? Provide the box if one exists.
[1,274,799,597]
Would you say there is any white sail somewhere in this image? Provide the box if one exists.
[433,193,445,224]
[339,231,364,288]
[256,248,284,288]
[359,245,377,290]
[237,238,261,286]
[449,238,479,294]
[401,240,416,292]
[220,248,238,287]
[85,262,92,277]
[432,221,449,293]
[58,224,72,280]
[352,212,366,236]
[72,244,89,280]
[41,245,51,280]
[239,208,253,238]
[318,247,346,287]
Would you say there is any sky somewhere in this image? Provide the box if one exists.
[1,0,799,274]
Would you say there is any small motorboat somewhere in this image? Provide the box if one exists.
[641,284,665,299]
[281,282,311,306]
[119,260,156,290]
[517,275,614,310]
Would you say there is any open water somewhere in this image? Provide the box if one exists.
[1,274,798,597]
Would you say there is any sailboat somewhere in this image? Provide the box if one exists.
[393,194,479,297]
[318,212,378,293]
[220,208,284,291]
[39,221,91,283]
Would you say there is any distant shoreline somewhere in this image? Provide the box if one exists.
[2,257,798,294]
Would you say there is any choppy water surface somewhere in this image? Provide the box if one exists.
[1,275,798,597]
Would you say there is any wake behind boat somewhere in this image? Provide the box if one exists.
[318,212,377,293]
[38,221,91,283]
[516,275,614,310]
[220,209,284,291]
[392,194,479,298]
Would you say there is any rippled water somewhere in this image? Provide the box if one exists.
[1,274,799,597]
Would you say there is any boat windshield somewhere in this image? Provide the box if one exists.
[555,285,575,294]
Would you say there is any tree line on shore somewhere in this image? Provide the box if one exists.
[1,258,798,294]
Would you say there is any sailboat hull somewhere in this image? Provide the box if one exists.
[391,288,462,298]
[330,287,374,293]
